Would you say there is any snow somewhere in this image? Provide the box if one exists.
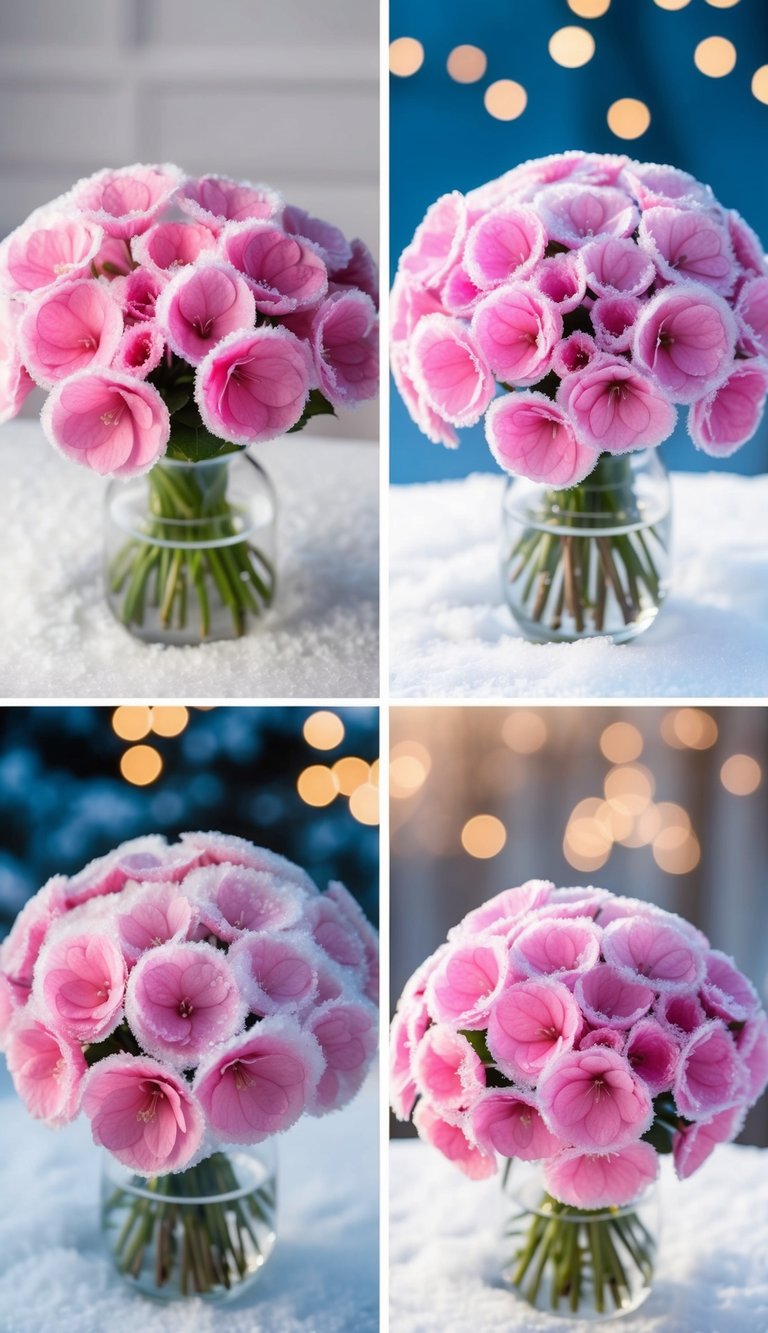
[390,472,768,698]
[0,423,378,699]
[390,1138,768,1333]
[0,1062,378,1333]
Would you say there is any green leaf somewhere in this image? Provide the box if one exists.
[641,1118,674,1155]
[459,1028,493,1063]
[161,385,192,415]
[288,388,337,434]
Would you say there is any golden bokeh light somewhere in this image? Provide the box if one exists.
[653,831,701,875]
[720,754,762,796]
[607,98,651,139]
[120,744,163,787]
[752,66,768,104]
[660,708,718,750]
[391,741,431,799]
[653,0,691,10]
[303,711,345,751]
[604,764,655,816]
[332,756,370,797]
[349,782,379,826]
[694,36,737,77]
[112,706,152,742]
[370,758,380,787]
[447,44,487,84]
[567,0,610,15]
[484,80,528,121]
[461,814,507,859]
[390,36,424,78]
[502,710,548,754]
[548,26,596,68]
[705,0,741,8]
[150,706,189,738]
[297,765,338,808]
[564,815,612,860]
[600,721,643,764]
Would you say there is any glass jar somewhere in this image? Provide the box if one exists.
[104,451,277,646]
[100,1143,278,1302]
[501,450,672,644]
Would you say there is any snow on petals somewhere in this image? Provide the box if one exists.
[41,368,170,476]
[544,1141,658,1209]
[410,314,494,427]
[83,1054,204,1174]
[194,326,311,444]
[71,163,184,240]
[485,391,599,487]
[155,260,255,365]
[194,1018,324,1143]
[558,356,677,453]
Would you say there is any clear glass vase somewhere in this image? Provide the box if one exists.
[501,449,672,644]
[104,451,277,646]
[503,1165,659,1322]
[101,1143,278,1303]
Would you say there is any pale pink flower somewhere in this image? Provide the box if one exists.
[42,368,170,476]
[551,331,598,379]
[621,162,714,210]
[442,263,484,317]
[511,916,601,982]
[409,314,494,427]
[487,979,581,1083]
[311,290,378,407]
[673,1105,745,1180]
[325,881,378,1004]
[156,261,255,365]
[536,184,638,246]
[390,1005,419,1122]
[464,204,546,291]
[532,251,586,312]
[60,836,201,909]
[220,220,328,314]
[71,163,183,239]
[656,991,706,1038]
[603,916,705,992]
[304,895,367,976]
[329,237,379,307]
[194,1017,324,1142]
[575,965,654,1029]
[306,998,378,1114]
[413,1024,486,1112]
[639,206,736,295]
[579,1027,625,1053]
[538,1046,653,1151]
[674,1021,742,1119]
[125,940,244,1066]
[391,343,458,449]
[282,206,352,271]
[314,957,348,1006]
[558,355,677,453]
[485,391,599,487]
[195,326,311,444]
[452,881,553,938]
[596,897,708,949]
[736,276,768,356]
[19,279,123,387]
[0,882,64,995]
[544,1141,658,1208]
[399,192,467,290]
[470,1088,562,1161]
[701,950,760,1023]
[37,931,126,1041]
[0,214,103,297]
[624,1018,679,1095]
[117,881,192,964]
[413,1099,496,1180]
[581,236,656,298]
[427,936,509,1029]
[83,1054,204,1174]
[111,320,165,380]
[114,267,168,323]
[0,296,35,422]
[131,220,216,273]
[180,830,317,896]
[633,285,737,403]
[179,175,282,233]
[688,360,768,457]
[0,971,23,1049]
[471,286,562,384]
[736,1012,768,1103]
[228,930,319,1015]
[728,209,765,278]
[5,1014,86,1124]
[91,236,134,280]
[390,270,445,343]
[591,296,644,355]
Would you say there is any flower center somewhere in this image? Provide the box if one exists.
[53,262,72,276]
[52,1057,65,1082]
[137,1085,165,1122]
[177,997,194,1019]
[233,1062,254,1091]
[100,408,123,427]
[591,1076,607,1101]
[540,1024,559,1040]
[79,336,96,351]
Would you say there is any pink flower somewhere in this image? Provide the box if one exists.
[736,276,768,356]
[486,979,581,1082]
[329,237,379,307]
[391,343,458,449]
[62,836,201,908]
[536,184,638,246]
[228,931,319,1015]
[575,965,654,1030]
[442,264,483,317]
[282,206,353,271]
[156,261,255,365]
[581,237,656,298]
[194,1018,323,1142]
[37,931,126,1041]
[688,360,768,457]
[656,992,706,1038]
[117,882,192,964]
[19,279,123,387]
[409,315,494,427]
[304,895,367,976]
[114,267,168,323]
[673,1021,742,1119]
[0,882,63,995]
[306,998,378,1114]
[325,881,378,1004]
[511,916,601,982]
[624,1018,679,1095]
[180,830,317,896]
[471,286,562,384]
[673,1105,744,1180]
[390,270,445,343]
[111,320,165,380]
[639,206,736,295]
[220,220,328,314]
[0,296,35,422]
[0,972,23,1049]
[125,941,244,1066]
[633,285,737,404]
[413,1024,486,1112]
[701,950,760,1023]
[580,1027,624,1054]
[399,192,467,290]
[390,1005,419,1122]
[195,326,311,444]
[5,1014,86,1124]
[131,220,216,273]
[728,210,765,277]
[453,881,553,938]
[0,214,104,296]
[551,331,598,379]
[544,1141,658,1208]
[532,252,586,312]
[591,296,644,355]
[485,391,599,487]
[42,368,170,476]
[83,1054,204,1174]
[311,290,378,407]
[470,1088,562,1161]
[179,175,282,233]
[427,936,509,1029]
[558,356,677,453]
[413,1099,496,1180]
[621,162,713,211]
[737,1012,768,1103]
[91,236,134,280]
[71,163,183,239]
[464,204,546,291]
[538,1046,653,1151]
[603,916,705,992]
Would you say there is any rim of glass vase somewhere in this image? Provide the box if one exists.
[508,1174,657,1223]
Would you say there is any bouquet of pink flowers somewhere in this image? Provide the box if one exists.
[1,831,378,1297]
[0,164,379,638]
[391,880,768,1317]
[392,152,768,640]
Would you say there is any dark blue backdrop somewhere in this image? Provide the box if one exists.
[390,0,768,483]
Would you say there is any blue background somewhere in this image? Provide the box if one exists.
[390,0,768,483]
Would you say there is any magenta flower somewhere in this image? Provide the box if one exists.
[537,184,638,246]
[41,368,170,476]
[603,916,704,992]
[111,320,165,380]
[737,1012,768,1103]
[194,1018,323,1143]
[125,941,244,1066]
[156,261,255,365]
[533,252,586,312]
[427,936,509,1029]
[413,1024,486,1113]
[591,296,644,355]
[413,1099,496,1180]
[0,214,103,297]
[688,360,768,458]
[656,991,706,1038]
[329,237,379,307]
[19,279,123,387]
[558,355,676,453]
[633,285,737,404]
[575,965,654,1030]
[179,175,282,233]
[639,206,735,295]
[220,220,328,314]
[132,220,216,273]
[581,236,655,298]
[5,1014,86,1124]
[470,1089,561,1162]
[83,1054,204,1174]
[471,286,561,384]
[228,930,319,1015]
[409,314,494,427]
[736,275,768,356]
[0,296,35,423]
[485,391,599,487]
[71,163,183,239]
[325,881,379,1004]
[399,192,467,290]
[673,1105,744,1181]
[282,205,353,272]
[115,267,168,323]
[117,881,192,964]
[487,979,581,1083]
[538,1046,653,1151]
[512,916,601,982]
[307,998,378,1114]
[180,830,317,896]
[624,1018,679,1095]
[442,263,483,318]
[311,290,378,407]
[37,931,126,1041]
[195,326,311,444]
[579,1027,624,1054]
[464,204,546,291]
[305,895,367,976]
[544,1141,658,1209]
[701,950,760,1023]
[551,331,598,379]
[674,1021,742,1119]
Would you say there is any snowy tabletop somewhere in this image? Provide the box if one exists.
[0,423,378,700]
[390,472,768,699]
[390,1139,768,1333]
[0,1063,378,1333]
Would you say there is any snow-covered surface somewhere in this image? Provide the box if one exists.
[390,473,768,698]
[0,423,378,699]
[0,1062,378,1333]
[390,1139,768,1333]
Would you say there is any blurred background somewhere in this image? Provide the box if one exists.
[0,704,379,935]
[0,0,378,440]
[390,0,768,481]
[391,703,768,1146]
